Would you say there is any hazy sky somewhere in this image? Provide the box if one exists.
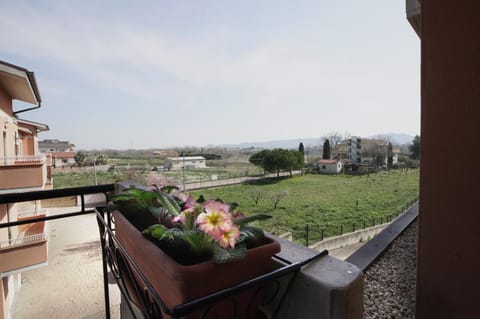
[1,1,420,150]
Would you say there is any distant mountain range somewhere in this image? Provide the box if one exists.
[212,133,415,150]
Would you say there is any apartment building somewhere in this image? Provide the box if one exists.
[0,60,50,319]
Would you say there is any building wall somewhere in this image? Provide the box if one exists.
[0,87,12,115]
[416,1,480,318]
[319,162,342,174]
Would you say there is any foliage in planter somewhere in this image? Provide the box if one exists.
[107,186,272,265]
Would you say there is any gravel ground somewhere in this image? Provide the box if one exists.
[363,221,417,319]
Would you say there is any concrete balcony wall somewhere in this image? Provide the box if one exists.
[0,238,47,276]
[0,162,46,190]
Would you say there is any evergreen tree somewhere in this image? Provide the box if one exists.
[387,142,393,168]
[409,135,420,160]
[322,139,331,159]
[298,142,304,153]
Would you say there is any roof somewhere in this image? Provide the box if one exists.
[317,159,340,164]
[0,60,41,105]
[39,140,72,151]
[52,151,75,158]
[17,118,49,132]
[167,156,206,161]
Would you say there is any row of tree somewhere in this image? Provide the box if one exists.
[249,149,304,177]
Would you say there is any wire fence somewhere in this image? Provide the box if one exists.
[301,196,418,247]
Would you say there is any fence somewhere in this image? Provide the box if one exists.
[301,196,419,247]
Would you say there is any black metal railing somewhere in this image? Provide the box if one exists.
[0,184,114,228]
[96,208,326,319]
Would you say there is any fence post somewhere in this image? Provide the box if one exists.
[340,224,343,235]
[381,216,384,224]
[363,220,366,229]
[352,223,356,232]
[305,224,309,247]
[320,229,324,241]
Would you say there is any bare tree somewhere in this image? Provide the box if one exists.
[249,187,263,205]
[269,191,288,209]
[323,132,343,150]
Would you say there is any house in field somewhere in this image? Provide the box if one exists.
[165,156,207,170]
[52,151,76,168]
[0,60,51,319]
[317,159,344,174]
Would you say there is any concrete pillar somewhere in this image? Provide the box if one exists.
[417,1,480,317]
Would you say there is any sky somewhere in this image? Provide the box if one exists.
[0,0,420,150]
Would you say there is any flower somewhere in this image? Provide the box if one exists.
[217,225,240,249]
[197,200,233,238]
[109,186,272,265]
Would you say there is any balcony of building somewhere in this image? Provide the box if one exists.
[0,184,372,319]
[0,155,48,191]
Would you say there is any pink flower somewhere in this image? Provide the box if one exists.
[172,212,186,224]
[182,195,196,211]
[217,226,241,249]
[196,200,233,238]
[231,211,246,222]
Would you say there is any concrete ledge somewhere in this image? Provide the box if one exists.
[346,202,418,271]
[272,237,364,319]
[309,224,389,252]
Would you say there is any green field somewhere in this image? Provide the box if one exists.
[191,169,419,244]
[52,161,263,189]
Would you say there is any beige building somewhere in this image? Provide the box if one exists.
[165,156,207,170]
[0,60,50,319]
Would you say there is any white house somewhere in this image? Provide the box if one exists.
[317,159,344,174]
[165,156,207,170]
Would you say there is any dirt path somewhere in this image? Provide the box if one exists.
[11,207,120,319]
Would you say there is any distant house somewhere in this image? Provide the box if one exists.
[52,151,76,167]
[39,139,74,153]
[165,156,207,170]
[317,159,344,174]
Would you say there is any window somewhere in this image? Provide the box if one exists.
[322,165,326,169]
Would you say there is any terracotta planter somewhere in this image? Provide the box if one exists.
[113,211,281,318]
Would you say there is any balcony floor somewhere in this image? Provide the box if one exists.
[10,206,121,319]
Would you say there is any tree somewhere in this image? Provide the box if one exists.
[249,149,303,177]
[324,132,343,150]
[387,142,394,168]
[269,191,288,209]
[95,154,107,165]
[74,151,86,167]
[298,142,304,153]
[322,139,331,159]
[249,150,269,173]
[409,135,420,160]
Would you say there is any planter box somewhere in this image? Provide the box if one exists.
[113,211,281,318]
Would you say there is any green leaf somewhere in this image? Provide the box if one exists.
[160,185,180,194]
[155,191,181,216]
[235,214,272,226]
[142,224,167,239]
[213,244,247,263]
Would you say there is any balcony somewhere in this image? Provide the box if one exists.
[0,184,365,319]
[0,214,48,275]
[0,155,47,191]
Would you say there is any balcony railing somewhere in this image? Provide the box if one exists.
[0,232,47,249]
[0,183,364,319]
[0,155,46,166]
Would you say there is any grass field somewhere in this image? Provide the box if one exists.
[191,169,419,244]
[52,161,263,189]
